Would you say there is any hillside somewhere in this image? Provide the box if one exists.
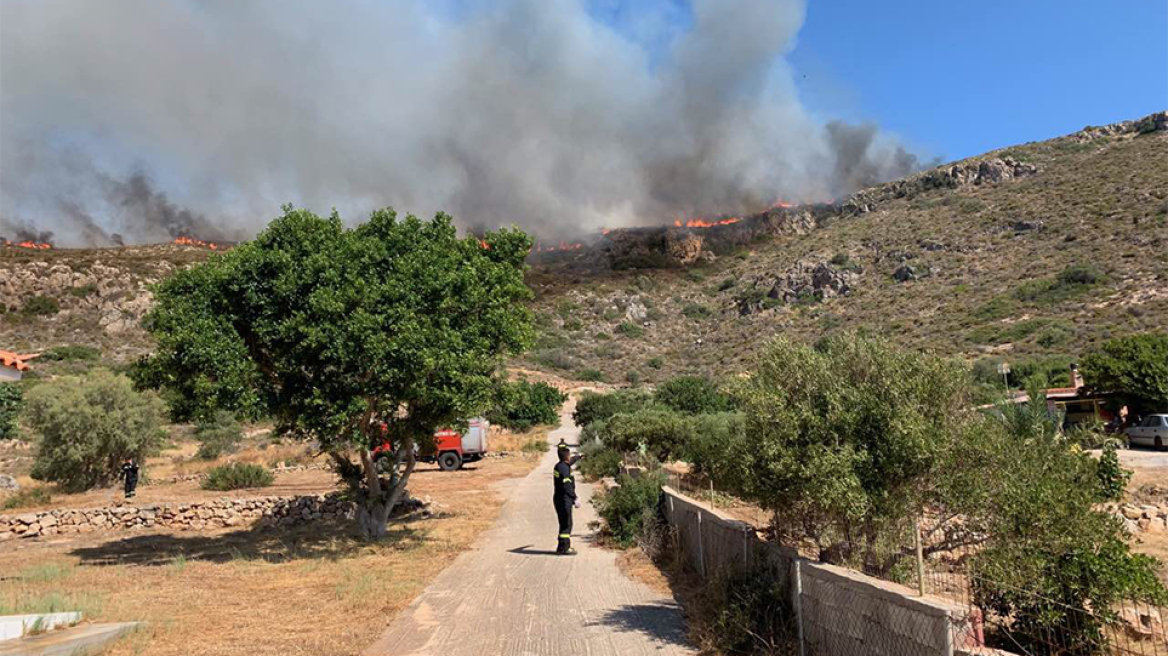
[2,111,1165,384]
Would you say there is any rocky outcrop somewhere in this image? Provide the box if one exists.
[0,492,442,541]
[1074,110,1168,141]
[1108,502,1168,534]
[843,157,1039,215]
[737,261,858,314]
[605,228,713,269]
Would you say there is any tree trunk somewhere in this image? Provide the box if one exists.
[354,440,417,541]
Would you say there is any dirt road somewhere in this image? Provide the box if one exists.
[364,420,695,656]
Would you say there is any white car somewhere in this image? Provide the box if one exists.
[1126,414,1168,450]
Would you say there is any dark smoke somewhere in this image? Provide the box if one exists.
[1,0,932,246]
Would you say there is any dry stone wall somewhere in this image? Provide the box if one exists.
[1112,502,1168,534]
[0,493,355,541]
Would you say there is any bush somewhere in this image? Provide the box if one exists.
[694,565,796,656]
[200,462,274,490]
[684,412,748,481]
[593,408,692,462]
[0,383,21,440]
[1081,332,1168,414]
[647,357,664,370]
[592,470,664,548]
[576,369,606,382]
[195,410,245,460]
[20,295,60,316]
[1014,265,1107,304]
[616,322,644,338]
[1095,444,1130,502]
[42,345,102,362]
[579,442,622,481]
[654,376,734,415]
[487,380,567,431]
[27,370,166,492]
[681,302,712,320]
[69,283,99,298]
[572,389,653,428]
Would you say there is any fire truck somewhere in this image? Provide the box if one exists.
[372,418,490,471]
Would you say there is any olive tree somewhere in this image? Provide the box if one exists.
[725,334,971,562]
[136,207,532,539]
[0,383,21,439]
[27,370,166,491]
[1081,331,1168,414]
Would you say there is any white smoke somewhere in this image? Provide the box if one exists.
[0,0,925,246]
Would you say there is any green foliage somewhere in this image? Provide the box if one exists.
[0,383,21,440]
[572,388,653,428]
[1095,444,1130,502]
[576,368,606,382]
[647,357,664,370]
[194,410,244,460]
[952,397,1167,654]
[654,376,734,415]
[26,370,166,492]
[42,345,102,362]
[69,284,99,298]
[683,412,748,482]
[593,408,692,461]
[200,462,274,491]
[1,486,51,510]
[681,302,712,320]
[486,380,567,431]
[1014,265,1107,304]
[616,322,644,338]
[579,442,622,481]
[726,334,970,544]
[717,277,736,292]
[592,470,664,548]
[1081,331,1168,413]
[20,295,59,316]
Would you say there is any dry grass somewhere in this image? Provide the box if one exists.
[0,453,541,656]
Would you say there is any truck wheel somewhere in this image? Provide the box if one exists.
[438,451,463,471]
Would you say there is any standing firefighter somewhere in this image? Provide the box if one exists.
[553,442,582,555]
[121,457,140,499]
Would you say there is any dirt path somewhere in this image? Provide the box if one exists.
[364,419,695,656]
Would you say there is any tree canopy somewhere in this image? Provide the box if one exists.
[136,207,533,538]
[1081,331,1168,414]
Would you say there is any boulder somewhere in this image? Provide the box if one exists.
[0,474,18,491]
[893,264,918,283]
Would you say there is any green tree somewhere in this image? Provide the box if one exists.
[1081,331,1168,414]
[27,370,166,491]
[726,334,970,559]
[571,388,653,428]
[135,207,533,539]
[592,407,693,462]
[194,410,245,460]
[653,375,733,415]
[486,380,567,431]
[0,383,21,439]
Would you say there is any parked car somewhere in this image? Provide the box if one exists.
[1126,414,1168,450]
[373,418,490,471]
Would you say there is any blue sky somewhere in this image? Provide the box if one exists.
[789,0,1168,159]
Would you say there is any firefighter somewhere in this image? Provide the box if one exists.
[553,444,582,555]
[121,457,140,499]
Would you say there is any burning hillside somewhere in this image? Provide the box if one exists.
[3,239,53,250]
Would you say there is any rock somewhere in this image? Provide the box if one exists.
[624,300,648,323]
[1121,505,1142,520]
[0,474,18,491]
[1011,220,1044,233]
[893,264,917,283]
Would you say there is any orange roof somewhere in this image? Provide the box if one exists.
[0,350,39,372]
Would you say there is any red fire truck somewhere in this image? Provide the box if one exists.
[373,418,490,471]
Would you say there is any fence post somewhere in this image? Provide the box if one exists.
[696,509,705,578]
[792,557,806,656]
[914,515,926,596]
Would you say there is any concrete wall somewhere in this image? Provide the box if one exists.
[661,486,1002,656]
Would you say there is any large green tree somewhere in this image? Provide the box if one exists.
[1080,331,1168,414]
[136,207,533,538]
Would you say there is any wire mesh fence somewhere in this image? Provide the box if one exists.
[656,463,1168,656]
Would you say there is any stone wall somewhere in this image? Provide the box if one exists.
[1111,502,1168,534]
[661,486,1004,656]
[0,493,355,541]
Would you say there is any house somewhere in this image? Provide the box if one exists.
[1002,364,1121,428]
[0,350,39,382]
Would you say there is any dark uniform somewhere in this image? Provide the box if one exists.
[121,460,140,499]
[553,448,577,554]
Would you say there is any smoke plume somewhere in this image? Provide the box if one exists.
[1,0,929,246]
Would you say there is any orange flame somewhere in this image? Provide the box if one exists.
[479,239,490,250]
[4,240,52,250]
[534,241,584,253]
[173,236,222,250]
[672,215,741,228]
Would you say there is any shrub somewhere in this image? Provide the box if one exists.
[625,371,641,385]
[683,412,748,481]
[200,462,274,490]
[27,370,166,492]
[616,322,644,338]
[42,345,102,362]
[593,408,692,462]
[654,376,733,415]
[195,410,245,460]
[1,486,51,510]
[579,442,623,481]
[1095,444,1130,502]
[1014,265,1107,304]
[69,284,99,298]
[647,357,664,370]
[592,470,665,548]
[694,565,796,656]
[572,389,653,428]
[20,295,60,317]
[681,302,712,320]
[0,383,21,439]
[487,380,567,431]
[577,368,606,382]
[717,277,736,292]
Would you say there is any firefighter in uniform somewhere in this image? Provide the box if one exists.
[553,442,582,555]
